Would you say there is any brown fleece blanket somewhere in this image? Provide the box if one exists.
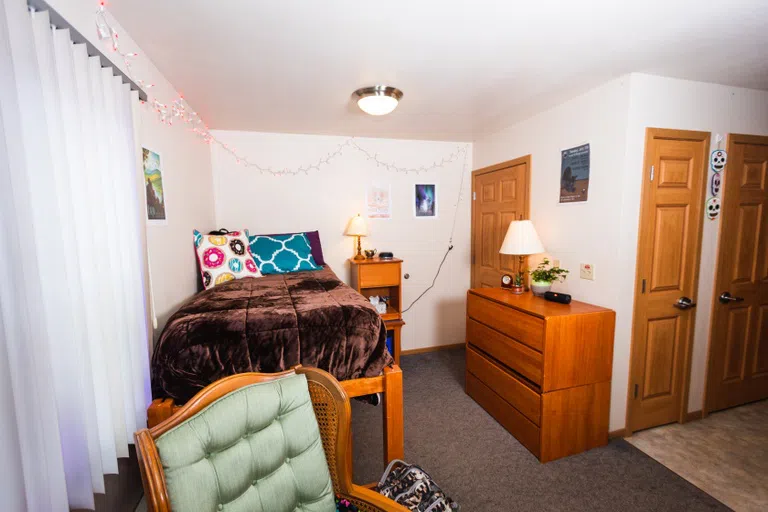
[151,266,393,403]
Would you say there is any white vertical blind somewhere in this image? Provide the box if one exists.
[0,0,151,509]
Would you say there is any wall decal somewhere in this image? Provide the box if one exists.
[706,197,721,220]
[711,173,722,196]
[710,149,727,173]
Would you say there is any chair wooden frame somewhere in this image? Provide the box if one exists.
[136,366,408,512]
[147,364,404,466]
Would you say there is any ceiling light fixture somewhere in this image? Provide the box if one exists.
[354,85,403,116]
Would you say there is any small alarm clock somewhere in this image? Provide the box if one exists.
[501,274,513,289]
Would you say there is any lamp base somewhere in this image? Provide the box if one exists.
[353,235,365,261]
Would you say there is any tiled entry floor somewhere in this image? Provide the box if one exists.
[627,399,768,512]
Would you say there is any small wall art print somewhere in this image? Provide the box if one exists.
[559,143,590,204]
[414,184,437,218]
[366,183,392,219]
[143,147,166,223]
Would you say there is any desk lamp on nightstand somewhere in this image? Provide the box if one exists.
[345,214,368,261]
[499,220,544,294]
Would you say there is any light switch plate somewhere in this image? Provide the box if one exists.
[552,259,561,268]
[580,263,594,280]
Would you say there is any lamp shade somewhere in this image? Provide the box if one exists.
[499,220,544,256]
[344,214,368,237]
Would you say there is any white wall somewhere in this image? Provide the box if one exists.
[474,73,768,432]
[210,131,472,351]
[48,0,217,338]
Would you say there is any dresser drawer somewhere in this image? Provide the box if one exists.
[467,318,543,385]
[467,294,544,351]
[359,262,400,287]
[466,372,540,458]
[466,346,541,425]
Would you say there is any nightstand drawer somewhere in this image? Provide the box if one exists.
[359,262,400,287]
[467,294,544,352]
[466,346,541,425]
[467,318,543,385]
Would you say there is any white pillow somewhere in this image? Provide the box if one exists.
[193,230,262,290]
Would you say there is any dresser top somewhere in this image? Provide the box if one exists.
[349,257,403,265]
[468,288,612,318]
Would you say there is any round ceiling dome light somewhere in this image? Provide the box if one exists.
[354,85,403,116]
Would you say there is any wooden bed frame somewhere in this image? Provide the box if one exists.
[146,364,404,465]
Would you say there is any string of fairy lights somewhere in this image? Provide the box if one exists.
[94,3,468,177]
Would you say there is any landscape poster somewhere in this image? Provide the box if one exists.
[559,143,590,203]
[143,147,166,222]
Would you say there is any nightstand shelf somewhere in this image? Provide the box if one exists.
[350,257,404,364]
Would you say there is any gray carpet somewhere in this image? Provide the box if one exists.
[351,348,729,512]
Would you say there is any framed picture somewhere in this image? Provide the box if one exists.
[414,183,437,218]
[559,143,590,203]
[142,147,167,223]
[366,183,392,219]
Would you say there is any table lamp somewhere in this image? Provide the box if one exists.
[345,214,368,261]
[499,220,545,293]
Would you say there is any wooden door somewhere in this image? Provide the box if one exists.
[705,134,768,414]
[471,156,530,289]
[627,128,710,433]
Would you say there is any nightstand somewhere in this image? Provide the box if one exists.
[350,257,403,364]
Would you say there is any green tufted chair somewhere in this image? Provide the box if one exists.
[135,366,408,512]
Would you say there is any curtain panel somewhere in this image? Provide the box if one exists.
[0,0,151,509]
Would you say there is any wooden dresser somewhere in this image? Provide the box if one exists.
[465,288,615,462]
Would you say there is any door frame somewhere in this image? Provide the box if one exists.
[702,133,768,417]
[625,128,711,435]
[470,155,532,288]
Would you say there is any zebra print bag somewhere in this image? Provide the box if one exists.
[376,459,459,512]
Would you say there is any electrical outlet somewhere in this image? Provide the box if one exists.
[580,263,594,280]
[552,259,560,268]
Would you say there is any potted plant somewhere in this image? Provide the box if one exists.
[510,271,525,294]
[529,258,568,297]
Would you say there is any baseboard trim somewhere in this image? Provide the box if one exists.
[401,342,465,356]
[609,428,627,439]
[683,410,703,423]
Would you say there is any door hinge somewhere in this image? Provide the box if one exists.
[634,384,639,399]
[641,279,646,294]
[473,191,476,201]
[650,165,655,182]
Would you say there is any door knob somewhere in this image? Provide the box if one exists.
[674,297,697,310]
[719,292,744,304]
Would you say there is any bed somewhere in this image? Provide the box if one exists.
[147,265,404,464]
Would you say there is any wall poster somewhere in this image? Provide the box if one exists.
[142,147,167,223]
[366,183,392,219]
[414,183,437,218]
[559,143,590,203]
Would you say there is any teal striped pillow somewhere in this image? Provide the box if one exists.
[247,233,321,274]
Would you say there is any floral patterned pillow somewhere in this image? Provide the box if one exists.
[193,230,262,289]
